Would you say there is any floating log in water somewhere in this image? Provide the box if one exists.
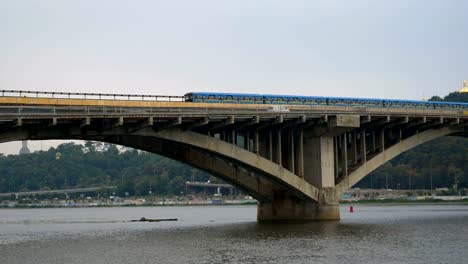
[130,217,178,222]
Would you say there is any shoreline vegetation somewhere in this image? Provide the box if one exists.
[2,197,468,209]
[0,201,258,209]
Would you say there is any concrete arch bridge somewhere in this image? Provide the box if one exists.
[0,91,466,221]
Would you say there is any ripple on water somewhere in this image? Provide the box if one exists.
[0,205,467,264]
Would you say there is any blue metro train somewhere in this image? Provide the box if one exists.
[184,92,468,110]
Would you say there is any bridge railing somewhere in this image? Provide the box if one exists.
[0,104,271,117]
[0,90,185,102]
[0,105,465,120]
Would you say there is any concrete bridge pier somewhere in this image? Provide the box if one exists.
[257,135,341,221]
[257,189,340,221]
[257,115,361,221]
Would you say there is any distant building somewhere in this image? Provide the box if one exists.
[459,80,468,93]
[185,181,239,196]
[19,141,30,155]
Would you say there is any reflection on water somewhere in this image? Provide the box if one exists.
[1,205,468,264]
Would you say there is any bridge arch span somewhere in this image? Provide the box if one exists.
[0,126,319,204]
[336,126,467,193]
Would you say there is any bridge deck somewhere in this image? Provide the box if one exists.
[0,96,467,120]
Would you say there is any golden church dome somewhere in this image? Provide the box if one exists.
[460,80,468,93]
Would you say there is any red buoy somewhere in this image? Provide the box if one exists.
[349,206,354,213]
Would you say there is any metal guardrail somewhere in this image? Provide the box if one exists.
[0,105,465,121]
[0,90,185,102]
[0,105,268,117]
[0,104,464,117]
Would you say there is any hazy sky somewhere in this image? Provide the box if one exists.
[1,0,467,154]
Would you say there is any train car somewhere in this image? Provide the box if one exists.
[184,92,468,110]
[360,98,385,108]
[262,94,289,104]
[327,97,351,107]
[432,101,466,109]
[184,92,263,104]
[301,96,329,106]
[262,94,326,105]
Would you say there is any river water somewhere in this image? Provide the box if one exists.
[0,204,467,264]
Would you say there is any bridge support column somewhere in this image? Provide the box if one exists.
[257,134,341,221]
[289,129,295,173]
[360,129,367,163]
[259,133,340,221]
[379,129,385,152]
[268,130,273,161]
[276,129,282,166]
[257,189,339,221]
[351,131,358,165]
[245,131,250,151]
[334,137,339,177]
[372,130,376,152]
[341,133,348,177]
[294,128,304,177]
[303,136,335,187]
[254,129,259,155]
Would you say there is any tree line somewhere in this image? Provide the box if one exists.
[0,142,210,196]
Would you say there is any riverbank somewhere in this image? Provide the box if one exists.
[341,198,468,205]
[0,198,258,209]
[2,198,468,209]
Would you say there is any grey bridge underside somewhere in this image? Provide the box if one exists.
[0,126,319,203]
[336,126,466,193]
[0,123,465,203]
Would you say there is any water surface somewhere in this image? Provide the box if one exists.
[1,205,467,264]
